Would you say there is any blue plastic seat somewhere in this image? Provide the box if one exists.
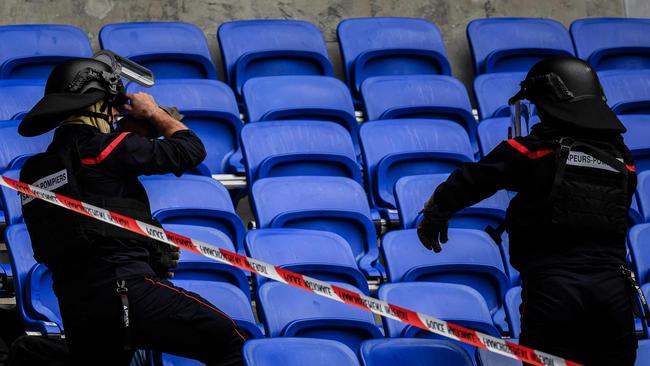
[382,228,510,333]
[599,70,650,115]
[620,115,650,173]
[4,224,62,334]
[251,176,382,277]
[631,194,644,225]
[571,18,650,71]
[361,75,478,153]
[245,228,368,294]
[242,75,360,152]
[99,22,216,79]
[337,17,451,94]
[478,117,530,157]
[635,171,650,223]
[637,340,650,366]
[467,18,574,75]
[164,223,249,299]
[359,119,474,217]
[378,282,500,364]
[0,120,53,175]
[218,20,333,94]
[140,175,246,254]
[0,80,45,120]
[257,281,382,351]
[241,120,362,185]
[394,173,509,230]
[504,286,522,339]
[474,72,528,120]
[359,338,474,366]
[243,338,361,366]
[629,224,650,284]
[0,169,24,226]
[127,79,243,174]
[0,24,92,79]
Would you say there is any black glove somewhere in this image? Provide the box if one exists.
[149,244,180,279]
[417,202,452,253]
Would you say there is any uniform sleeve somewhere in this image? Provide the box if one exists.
[432,139,539,213]
[113,129,207,177]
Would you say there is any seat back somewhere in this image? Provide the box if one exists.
[0,80,45,120]
[467,18,574,75]
[359,339,474,366]
[361,75,478,151]
[381,228,509,319]
[620,115,650,173]
[218,20,333,93]
[241,120,361,185]
[245,228,368,293]
[504,286,522,339]
[478,117,529,156]
[394,174,508,230]
[0,169,24,225]
[637,340,650,366]
[571,18,650,71]
[0,24,92,79]
[243,338,360,366]
[26,264,63,330]
[360,119,475,211]
[100,22,216,79]
[337,17,451,93]
[600,70,650,115]
[257,281,381,351]
[629,224,650,284]
[127,79,243,174]
[636,171,650,223]
[474,72,528,120]
[0,120,53,174]
[140,175,245,253]
[251,176,380,276]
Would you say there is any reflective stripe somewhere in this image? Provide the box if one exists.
[506,139,554,159]
[81,132,130,165]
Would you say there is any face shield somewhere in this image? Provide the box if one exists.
[93,50,155,87]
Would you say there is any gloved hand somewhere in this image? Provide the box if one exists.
[417,202,452,253]
[149,244,181,279]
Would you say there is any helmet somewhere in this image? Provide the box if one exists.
[509,56,625,133]
[19,58,125,137]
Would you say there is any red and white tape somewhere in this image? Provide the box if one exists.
[0,175,581,366]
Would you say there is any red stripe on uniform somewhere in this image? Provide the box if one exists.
[143,277,247,341]
[81,132,130,165]
[506,139,554,159]
[626,164,636,172]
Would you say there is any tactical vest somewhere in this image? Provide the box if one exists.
[549,138,629,236]
[20,141,159,269]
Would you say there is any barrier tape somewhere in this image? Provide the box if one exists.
[0,175,581,366]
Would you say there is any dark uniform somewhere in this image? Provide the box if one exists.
[17,58,246,365]
[418,56,639,365]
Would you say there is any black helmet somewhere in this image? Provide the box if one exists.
[509,56,625,133]
[19,58,125,137]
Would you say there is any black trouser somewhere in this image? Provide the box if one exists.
[519,267,638,366]
[58,276,246,366]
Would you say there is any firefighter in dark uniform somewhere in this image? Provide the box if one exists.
[16,57,246,365]
[417,56,639,365]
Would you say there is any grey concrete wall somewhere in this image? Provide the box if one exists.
[0,0,626,98]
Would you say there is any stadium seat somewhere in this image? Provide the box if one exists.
[337,17,451,94]
[381,228,510,332]
[25,264,62,331]
[599,70,650,115]
[0,169,24,225]
[359,338,474,366]
[631,194,643,225]
[637,340,650,366]
[467,18,574,75]
[571,18,650,71]
[629,224,650,284]
[499,236,521,287]
[360,75,479,153]
[217,20,333,94]
[251,176,382,277]
[245,228,369,293]
[164,223,249,298]
[378,282,501,363]
[478,117,529,156]
[635,171,650,223]
[99,22,217,79]
[359,119,474,217]
[257,281,382,351]
[0,24,92,79]
[140,175,246,254]
[473,72,528,120]
[0,120,53,174]
[242,75,360,153]
[241,120,362,185]
[0,80,45,120]
[4,224,62,334]
[127,79,244,174]
[394,173,509,230]
[243,338,361,366]
[504,286,522,339]
[620,115,650,173]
